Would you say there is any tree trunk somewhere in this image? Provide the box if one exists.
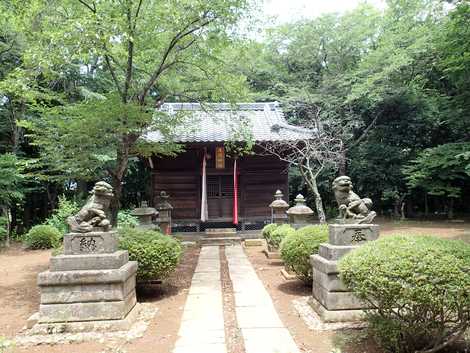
[406,199,414,218]
[424,193,429,218]
[1,207,11,247]
[77,180,89,199]
[393,198,401,219]
[10,204,17,236]
[46,183,58,214]
[400,201,406,221]
[109,138,132,227]
[110,178,123,227]
[393,194,406,220]
[447,198,454,220]
[310,178,327,224]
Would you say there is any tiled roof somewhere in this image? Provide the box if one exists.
[144,102,312,143]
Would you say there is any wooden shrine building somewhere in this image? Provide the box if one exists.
[144,102,309,231]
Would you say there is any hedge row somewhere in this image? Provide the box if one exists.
[262,223,328,282]
[118,227,182,281]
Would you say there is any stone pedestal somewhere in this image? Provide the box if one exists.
[30,230,138,333]
[309,224,379,322]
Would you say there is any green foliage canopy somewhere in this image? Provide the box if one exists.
[0,153,24,208]
[403,142,470,198]
[1,0,253,223]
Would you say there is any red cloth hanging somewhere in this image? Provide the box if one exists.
[233,159,238,225]
[200,149,208,222]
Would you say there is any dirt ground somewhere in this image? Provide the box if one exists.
[378,219,470,241]
[0,220,469,353]
[0,243,200,353]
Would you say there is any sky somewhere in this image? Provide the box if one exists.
[263,0,387,23]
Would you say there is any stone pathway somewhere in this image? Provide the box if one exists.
[173,246,226,353]
[226,244,300,353]
[173,244,299,353]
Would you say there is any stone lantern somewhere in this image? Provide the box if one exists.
[155,191,173,235]
[131,201,158,230]
[286,194,314,228]
[269,190,289,224]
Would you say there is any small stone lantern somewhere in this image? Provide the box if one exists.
[286,194,314,228]
[155,191,173,235]
[131,201,158,230]
[269,190,289,224]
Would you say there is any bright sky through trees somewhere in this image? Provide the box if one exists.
[264,0,387,23]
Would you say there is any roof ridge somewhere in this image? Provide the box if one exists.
[145,102,314,143]
[160,102,281,112]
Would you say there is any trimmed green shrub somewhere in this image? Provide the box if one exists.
[118,227,182,281]
[262,223,278,238]
[339,235,470,353]
[44,195,80,236]
[23,225,61,249]
[265,224,295,251]
[280,225,328,283]
[117,210,139,228]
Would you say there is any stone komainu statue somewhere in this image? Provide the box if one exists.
[67,181,114,233]
[332,176,376,224]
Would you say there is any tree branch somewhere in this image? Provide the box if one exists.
[349,114,379,150]
[137,13,215,104]
[77,0,96,13]
[133,0,143,31]
[104,54,124,98]
[123,2,134,103]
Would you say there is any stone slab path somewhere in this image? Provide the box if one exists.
[173,245,299,353]
[173,246,226,353]
[226,244,300,353]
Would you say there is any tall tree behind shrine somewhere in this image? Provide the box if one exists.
[6,0,252,223]
[229,0,470,217]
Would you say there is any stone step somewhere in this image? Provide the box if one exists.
[204,233,237,238]
[204,228,237,238]
[200,237,241,246]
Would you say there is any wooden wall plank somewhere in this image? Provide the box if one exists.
[151,147,289,222]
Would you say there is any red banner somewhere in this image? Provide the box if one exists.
[200,150,208,222]
[233,159,238,225]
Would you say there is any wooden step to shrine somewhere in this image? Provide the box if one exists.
[200,236,241,246]
[204,228,237,238]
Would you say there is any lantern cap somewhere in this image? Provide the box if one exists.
[286,194,314,215]
[269,189,289,208]
[131,201,158,216]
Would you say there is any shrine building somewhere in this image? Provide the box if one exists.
[144,102,309,232]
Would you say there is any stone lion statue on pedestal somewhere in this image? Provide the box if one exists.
[67,181,114,233]
[332,176,376,224]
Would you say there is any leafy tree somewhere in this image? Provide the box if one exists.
[237,0,470,217]
[0,2,28,155]
[403,142,470,219]
[262,104,343,223]
[0,153,24,246]
[11,0,251,222]
[434,0,470,136]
